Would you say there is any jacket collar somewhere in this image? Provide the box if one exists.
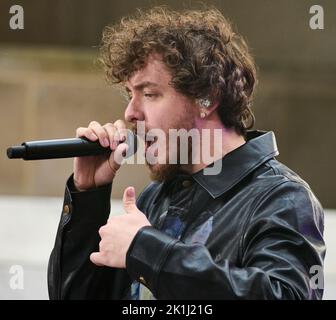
[192,130,279,198]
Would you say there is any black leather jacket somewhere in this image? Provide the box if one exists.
[48,131,325,299]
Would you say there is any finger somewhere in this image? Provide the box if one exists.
[90,252,106,267]
[113,119,126,129]
[111,143,129,167]
[88,121,109,148]
[103,123,120,151]
[98,225,107,238]
[76,127,98,141]
[113,120,127,142]
[122,186,138,214]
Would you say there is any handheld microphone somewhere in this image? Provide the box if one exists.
[6,130,137,160]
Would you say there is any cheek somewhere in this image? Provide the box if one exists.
[144,94,193,130]
[144,107,166,130]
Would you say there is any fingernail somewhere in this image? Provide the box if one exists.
[127,187,135,197]
[113,139,119,150]
[103,138,109,147]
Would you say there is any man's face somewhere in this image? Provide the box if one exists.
[124,55,198,181]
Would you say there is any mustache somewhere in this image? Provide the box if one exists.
[131,124,158,138]
[131,124,138,135]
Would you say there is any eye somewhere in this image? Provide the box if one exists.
[144,93,157,99]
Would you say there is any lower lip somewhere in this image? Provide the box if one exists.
[145,142,154,152]
[145,142,159,157]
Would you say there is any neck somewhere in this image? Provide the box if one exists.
[183,114,246,174]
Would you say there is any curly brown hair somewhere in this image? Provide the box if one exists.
[99,6,257,135]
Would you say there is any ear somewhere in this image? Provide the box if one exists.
[198,97,220,118]
[206,100,220,115]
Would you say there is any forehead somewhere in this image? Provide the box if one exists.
[126,55,172,89]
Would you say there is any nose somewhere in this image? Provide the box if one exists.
[124,99,145,124]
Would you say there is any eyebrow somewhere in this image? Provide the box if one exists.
[126,81,159,92]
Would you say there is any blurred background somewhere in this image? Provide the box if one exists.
[0,0,335,299]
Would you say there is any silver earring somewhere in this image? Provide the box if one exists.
[197,98,211,108]
[200,111,207,119]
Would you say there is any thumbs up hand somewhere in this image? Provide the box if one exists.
[90,186,151,268]
[122,186,143,215]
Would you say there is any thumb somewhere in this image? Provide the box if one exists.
[90,252,106,267]
[123,186,138,214]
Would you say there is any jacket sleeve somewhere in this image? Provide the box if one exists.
[125,181,325,299]
[48,176,131,299]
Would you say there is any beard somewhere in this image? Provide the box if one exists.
[148,162,183,182]
[132,105,195,182]
[148,135,194,182]
[132,103,196,182]
[148,113,196,182]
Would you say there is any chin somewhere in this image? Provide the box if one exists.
[148,163,181,182]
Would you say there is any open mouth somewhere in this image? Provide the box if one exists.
[145,134,157,151]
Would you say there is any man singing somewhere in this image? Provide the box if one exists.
[48,7,325,299]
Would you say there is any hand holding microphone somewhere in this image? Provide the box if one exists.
[74,120,132,191]
[7,120,136,191]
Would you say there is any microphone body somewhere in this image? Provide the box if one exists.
[7,130,137,160]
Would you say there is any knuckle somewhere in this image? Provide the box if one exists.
[104,122,114,128]
[89,120,99,127]
[98,226,106,236]
[114,120,126,128]
[104,125,117,137]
